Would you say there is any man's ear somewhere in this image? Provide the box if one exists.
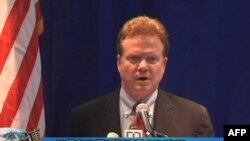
[164,57,168,65]
[117,54,121,64]
[117,54,121,72]
[163,57,168,71]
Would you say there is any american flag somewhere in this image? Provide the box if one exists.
[0,0,45,136]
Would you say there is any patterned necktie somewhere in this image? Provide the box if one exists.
[131,115,145,131]
[129,103,146,136]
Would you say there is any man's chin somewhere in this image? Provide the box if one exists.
[135,80,151,86]
[134,85,155,93]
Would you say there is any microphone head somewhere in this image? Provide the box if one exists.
[107,132,119,137]
[135,103,149,114]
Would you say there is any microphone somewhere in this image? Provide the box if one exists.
[136,103,153,136]
[107,132,119,137]
[135,103,169,138]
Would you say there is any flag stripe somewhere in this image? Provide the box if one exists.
[0,0,15,33]
[0,0,30,73]
[11,51,41,129]
[26,78,44,131]
[0,0,36,114]
[0,23,39,127]
[38,106,45,137]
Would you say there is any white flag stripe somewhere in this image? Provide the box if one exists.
[0,0,36,113]
[0,0,15,34]
[38,106,45,137]
[11,52,41,129]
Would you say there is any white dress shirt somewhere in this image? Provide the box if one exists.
[119,87,158,137]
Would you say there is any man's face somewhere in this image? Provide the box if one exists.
[117,35,167,101]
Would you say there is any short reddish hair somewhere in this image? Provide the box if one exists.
[117,16,170,56]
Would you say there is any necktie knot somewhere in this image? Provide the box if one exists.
[129,102,140,116]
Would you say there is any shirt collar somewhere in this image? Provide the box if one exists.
[119,86,158,114]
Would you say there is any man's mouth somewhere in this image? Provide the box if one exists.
[138,77,148,81]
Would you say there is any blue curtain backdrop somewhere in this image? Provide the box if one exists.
[40,0,250,137]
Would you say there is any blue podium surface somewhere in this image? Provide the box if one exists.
[43,137,223,141]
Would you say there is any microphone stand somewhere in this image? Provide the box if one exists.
[145,130,168,137]
[152,131,168,137]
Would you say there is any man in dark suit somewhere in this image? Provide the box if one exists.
[69,16,214,137]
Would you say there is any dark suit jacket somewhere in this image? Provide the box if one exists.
[69,88,214,137]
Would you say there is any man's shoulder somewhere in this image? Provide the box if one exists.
[72,88,119,114]
[159,89,208,112]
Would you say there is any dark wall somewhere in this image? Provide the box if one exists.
[40,0,250,136]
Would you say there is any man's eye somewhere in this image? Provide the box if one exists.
[147,57,158,64]
[129,57,141,63]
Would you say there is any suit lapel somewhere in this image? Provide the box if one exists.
[101,88,122,136]
[153,89,175,135]
[99,88,175,137]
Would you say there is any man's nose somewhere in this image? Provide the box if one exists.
[138,60,148,72]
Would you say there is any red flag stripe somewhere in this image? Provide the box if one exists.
[0,0,15,32]
[0,0,30,74]
[26,78,44,131]
[0,25,39,127]
[11,51,41,129]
